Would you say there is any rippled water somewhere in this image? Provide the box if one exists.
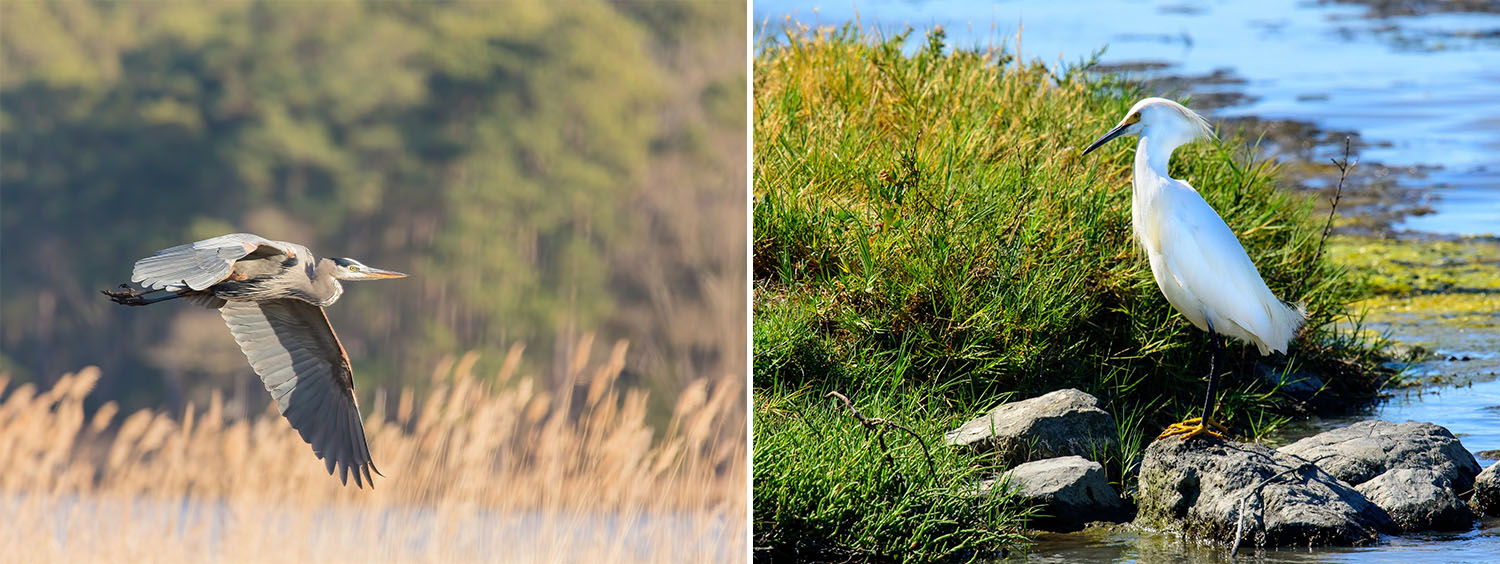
[755,0,1500,236]
[755,1,1500,561]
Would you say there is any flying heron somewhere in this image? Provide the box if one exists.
[1081,97,1306,441]
[103,233,406,486]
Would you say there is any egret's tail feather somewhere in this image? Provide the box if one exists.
[1260,300,1306,355]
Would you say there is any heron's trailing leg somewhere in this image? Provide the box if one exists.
[102,285,186,306]
[1158,332,1228,440]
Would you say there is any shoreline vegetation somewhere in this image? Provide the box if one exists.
[0,338,744,561]
[752,25,1394,560]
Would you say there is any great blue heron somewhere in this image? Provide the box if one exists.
[102,233,406,487]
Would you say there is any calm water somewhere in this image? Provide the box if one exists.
[755,0,1500,236]
[756,1,1500,561]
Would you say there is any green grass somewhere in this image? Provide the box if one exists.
[752,25,1391,560]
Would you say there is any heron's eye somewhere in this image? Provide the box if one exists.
[348,265,358,271]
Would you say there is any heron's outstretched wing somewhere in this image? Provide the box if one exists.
[133,233,297,291]
[220,299,379,487]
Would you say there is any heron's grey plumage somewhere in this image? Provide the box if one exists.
[132,233,298,291]
[221,299,377,487]
[105,232,406,487]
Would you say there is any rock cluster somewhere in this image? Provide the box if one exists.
[948,389,1130,532]
[949,389,1488,546]
[1134,420,1483,545]
[1135,437,1392,546]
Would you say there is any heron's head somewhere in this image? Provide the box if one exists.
[329,257,407,281]
[1081,97,1214,156]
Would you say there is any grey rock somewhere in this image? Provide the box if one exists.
[945,388,1118,467]
[1471,463,1500,517]
[1279,420,1481,496]
[1354,468,1473,532]
[983,456,1130,532]
[1136,438,1393,547]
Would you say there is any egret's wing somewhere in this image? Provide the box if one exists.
[1156,185,1276,344]
[221,299,378,487]
[132,233,295,291]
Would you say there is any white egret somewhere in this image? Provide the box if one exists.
[1081,97,1305,441]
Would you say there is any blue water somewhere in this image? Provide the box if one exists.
[755,0,1500,236]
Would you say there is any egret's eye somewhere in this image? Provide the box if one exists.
[1126,112,1141,124]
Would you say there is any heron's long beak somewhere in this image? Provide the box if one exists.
[1081,121,1132,156]
[361,267,407,279]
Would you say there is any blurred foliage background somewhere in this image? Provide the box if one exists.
[0,1,746,422]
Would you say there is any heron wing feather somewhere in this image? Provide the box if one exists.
[220,299,379,486]
[133,233,292,291]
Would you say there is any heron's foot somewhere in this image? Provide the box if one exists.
[102,285,149,306]
[1156,416,1228,441]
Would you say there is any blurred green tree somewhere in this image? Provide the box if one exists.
[1,0,746,417]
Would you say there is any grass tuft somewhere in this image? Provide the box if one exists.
[753,24,1389,559]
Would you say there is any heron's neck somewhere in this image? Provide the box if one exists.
[312,258,345,307]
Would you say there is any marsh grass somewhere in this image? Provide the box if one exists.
[753,24,1390,559]
[0,338,743,562]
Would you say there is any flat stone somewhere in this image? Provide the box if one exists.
[985,456,1130,532]
[1471,463,1500,517]
[1354,468,1473,532]
[945,388,1118,467]
[1136,437,1393,547]
[1279,420,1481,496]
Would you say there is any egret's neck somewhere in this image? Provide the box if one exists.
[1131,133,1183,232]
[1135,132,1182,180]
[1129,126,1198,249]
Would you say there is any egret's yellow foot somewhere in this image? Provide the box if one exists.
[1156,416,1227,440]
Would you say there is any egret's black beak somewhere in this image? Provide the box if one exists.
[1081,121,1132,156]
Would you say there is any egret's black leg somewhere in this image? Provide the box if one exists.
[1201,331,1221,423]
[1157,330,1228,441]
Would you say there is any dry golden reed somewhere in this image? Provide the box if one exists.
[0,339,744,562]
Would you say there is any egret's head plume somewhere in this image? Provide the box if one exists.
[1129,97,1214,144]
[1081,97,1214,156]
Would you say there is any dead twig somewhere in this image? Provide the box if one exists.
[825,391,938,481]
[1295,137,1353,300]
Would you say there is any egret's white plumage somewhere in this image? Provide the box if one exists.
[1082,97,1305,439]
